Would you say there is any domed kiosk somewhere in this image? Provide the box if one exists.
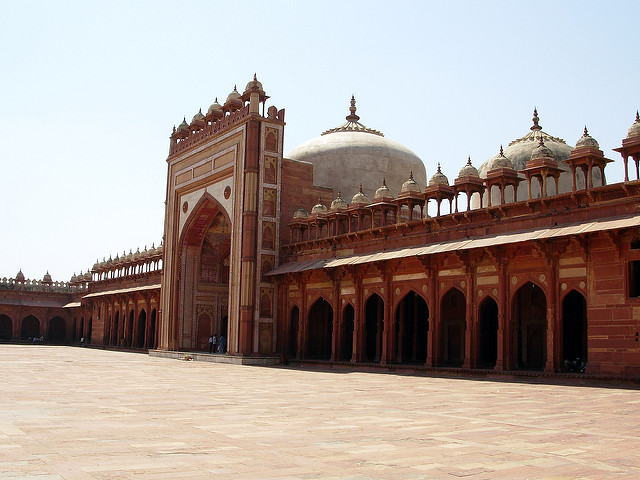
[477,109,601,205]
[286,96,427,201]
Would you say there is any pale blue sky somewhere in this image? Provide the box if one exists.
[1,0,638,281]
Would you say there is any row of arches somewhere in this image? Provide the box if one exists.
[104,308,157,349]
[288,283,587,371]
[0,314,81,343]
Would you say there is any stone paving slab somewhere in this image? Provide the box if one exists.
[1,345,640,479]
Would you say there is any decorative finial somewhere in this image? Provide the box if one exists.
[436,163,442,173]
[358,184,363,193]
[215,97,218,103]
[346,95,360,122]
[583,126,589,137]
[531,107,541,131]
[382,178,387,187]
[337,190,342,198]
[538,136,545,146]
[499,145,504,156]
[198,108,202,114]
[233,84,238,92]
[467,155,472,165]
[636,111,640,123]
[409,171,414,180]
[172,125,176,133]
[253,73,257,81]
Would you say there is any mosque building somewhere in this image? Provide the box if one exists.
[2,76,640,380]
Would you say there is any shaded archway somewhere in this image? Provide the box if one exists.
[340,304,354,361]
[394,291,429,364]
[562,290,587,370]
[87,318,92,343]
[197,312,212,352]
[127,310,134,347]
[288,306,299,358]
[21,315,39,339]
[513,282,547,370]
[135,310,146,348]
[149,309,157,349]
[306,298,333,360]
[478,297,498,368]
[112,312,119,346]
[440,288,466,366]
[365,294,384,363]
[0,315,12,340]
[48,316,66,343]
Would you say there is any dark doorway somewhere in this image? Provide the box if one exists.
[149,309,157,349]
[478,297,498,368]
[127,310,134,347]
[48,317,66,343]
[112,312,119,346]
[341,304,355,361]
[514,282,547,370]
[562,290,587,369]
[136,310,146,348]
[306,298,333,360]
[0,315,12,340]
[21,315,39,339]
[365,294,384,363]
[395,291,429,364]
[441,288,466,366]
[288,306,299,358]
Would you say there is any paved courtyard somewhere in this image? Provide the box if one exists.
[1,346,639,479]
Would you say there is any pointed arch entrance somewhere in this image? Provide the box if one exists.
[394,291,429,364]
[0,315,12,340]
[288,306,299,358]
[149,309,157,349]
[174,194,232,352]
[478,297,498,368]
[562,290,587,369]
[48,316,66,343]
[306,298,333,360]
[127,310,134,347]
[21,315,39,339]
[440,288,466,366]
[111,312,119,346]
[135,310,146,348]
[365,294,384,363]
[513,282,547,370]
[341,304,355,361]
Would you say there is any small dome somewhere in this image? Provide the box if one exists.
[373,179,394,201]
[311,200,328,215]
[42,271,52,283]
[226,86,242,104]
[530,137,556,162]
[330,192,348,211]
[351,185,370,206]
[485,146,514,170]
[207,98,223,115]
[458,156,479,178]
[92,259,100,270]
[16,269,25,282]
[70,272,77,282]
[177,117,189,132]
[400,172,421,194]
[192,109,205,124]
[244,73,264,94]
[126,249,134,261]
[148,243,157,255]
[627,111,640,139]
[429,164,449,186]
[575,126,599,149]
[80,271,91,282]
[133,248,141,260]
[293,206,309,219]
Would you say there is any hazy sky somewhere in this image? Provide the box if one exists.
[1,1,639,282]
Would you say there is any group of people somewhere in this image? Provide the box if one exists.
[208,334,226,354]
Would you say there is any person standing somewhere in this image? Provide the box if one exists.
[208,335,214,353]
[212,333,217,353]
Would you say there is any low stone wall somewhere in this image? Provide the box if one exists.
[148,349,281,366]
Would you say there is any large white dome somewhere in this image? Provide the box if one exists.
[285,97,427,202]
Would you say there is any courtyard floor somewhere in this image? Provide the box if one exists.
[1,345,639,479]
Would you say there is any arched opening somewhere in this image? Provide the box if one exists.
[394,291,429,364]
[0,314,12,340]
[149,309,157,349]
[176,196,232,352]
[87,317,92,343]
[48,316,66,343]
[21,315,40,340]
[365,294,384,363]
[562,290,587,372]
[72,317,77,342]
[112,312,119,346]
[340,304,354,362]
[135,310,146,348]
[440,288,466,366]
[513,282,547,370]
[306,298,333,360]
[127,310,134,347]
[288,306,299,358]
[478,297,498,368]
[197,312,212,352]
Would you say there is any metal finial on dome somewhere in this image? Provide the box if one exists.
[253,73,257,81]
[437,163,442,173]
[583,126,589,137]
[359,184,363,193]
[346,95,360,122]
[499,145,504,156]
[531,107,542,131]
[636,111,640,122]
[409,171,414,180]
[467,156,472,165]
[538,136,545,147]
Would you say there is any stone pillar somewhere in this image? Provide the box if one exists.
[463,271,473,369]
[352,275,364,363]
[495,260,507,370]
[426,267,438,367]
[381,271,393,365]
[545,256,558,373]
